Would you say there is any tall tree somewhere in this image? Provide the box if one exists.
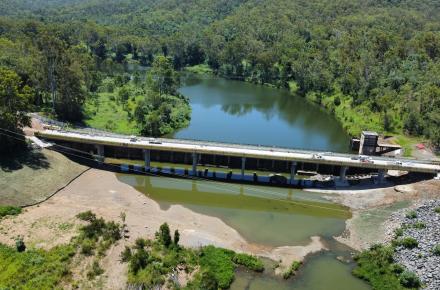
[0,68,32,153]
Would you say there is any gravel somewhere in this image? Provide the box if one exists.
[384,200,440,290]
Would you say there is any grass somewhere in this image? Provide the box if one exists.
[353,244,420,290]
[0,243,75,289]
[199,246,235,289]
[0,206,21,218]
[232,253,264,272]
[406,211,417,219]
[84,92,139,134]
[0,149,87,207]
[185,64,213,74]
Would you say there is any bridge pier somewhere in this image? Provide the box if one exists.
[290,162,297,184]
[95,144,104,164]
[143,149,151,170]
[337,166,349,186]
[377,169,386,184]
[241,157,246,179]
[192,153,198,176]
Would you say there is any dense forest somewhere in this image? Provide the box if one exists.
[1,0,440,150]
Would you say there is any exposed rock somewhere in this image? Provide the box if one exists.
[383,200,440,290]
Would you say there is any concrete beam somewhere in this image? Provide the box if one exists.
[143,149,151,170]
[290,162,297,184]
[192,153,198,176]
[241,157,246,179]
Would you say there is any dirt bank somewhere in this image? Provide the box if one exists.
[0,169,325,288]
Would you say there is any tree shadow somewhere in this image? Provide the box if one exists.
[0,149,51,172]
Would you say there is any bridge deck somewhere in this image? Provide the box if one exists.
[36,130,440,174]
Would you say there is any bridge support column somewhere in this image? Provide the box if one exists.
[241,157,246,179]
[143,149,151,170]
[377,169,386,184]
[192,153,198,176]
[338,166,349,186]
[95,144,104,164]
[290,162,297,185]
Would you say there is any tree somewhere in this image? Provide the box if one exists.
[156,223,172,248]
[0,68,32,154]
[147,56,179,95]
[173,229,180,246]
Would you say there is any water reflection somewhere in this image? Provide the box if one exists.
[172,74,350,152]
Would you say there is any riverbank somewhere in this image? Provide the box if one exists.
[306,179,440,251]
[0,169,326,288]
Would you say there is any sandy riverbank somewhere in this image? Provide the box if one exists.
[0,168,325,288]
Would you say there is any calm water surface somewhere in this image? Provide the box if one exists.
[171,75,350,152]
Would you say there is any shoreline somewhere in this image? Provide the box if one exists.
[0,168,326,285]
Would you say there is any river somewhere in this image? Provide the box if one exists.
[120,73,369,289]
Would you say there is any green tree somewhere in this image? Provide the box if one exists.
[156,223,172,248]
[173,229,180,246]
[0,68,33,153]
[147,56,179,95]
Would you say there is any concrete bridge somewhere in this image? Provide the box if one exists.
[36,130,440,185]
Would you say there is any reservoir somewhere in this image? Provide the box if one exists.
[171,74,351,152]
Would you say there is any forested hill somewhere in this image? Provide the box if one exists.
[1,0,440,146]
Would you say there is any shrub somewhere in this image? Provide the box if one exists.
[121,246,132,262]
[435,207,440,214]
[130,248,149,274]
[390,264,404,274]
[283,261,302,279]
[0,206,22,218]
[399,271,420,288]
[134,238,147,250]
[15,237,26,252]
[405,211,417,219]
[76,211,97,222]
[87,260,104,280]
[412,222,425,229]
[399,237,418,249]
[199,271,218,290]
[232,253,264,272]
[394,228,404,237]
[81,239,95,256]
[102,221,121,242]
[433,244,440,256]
